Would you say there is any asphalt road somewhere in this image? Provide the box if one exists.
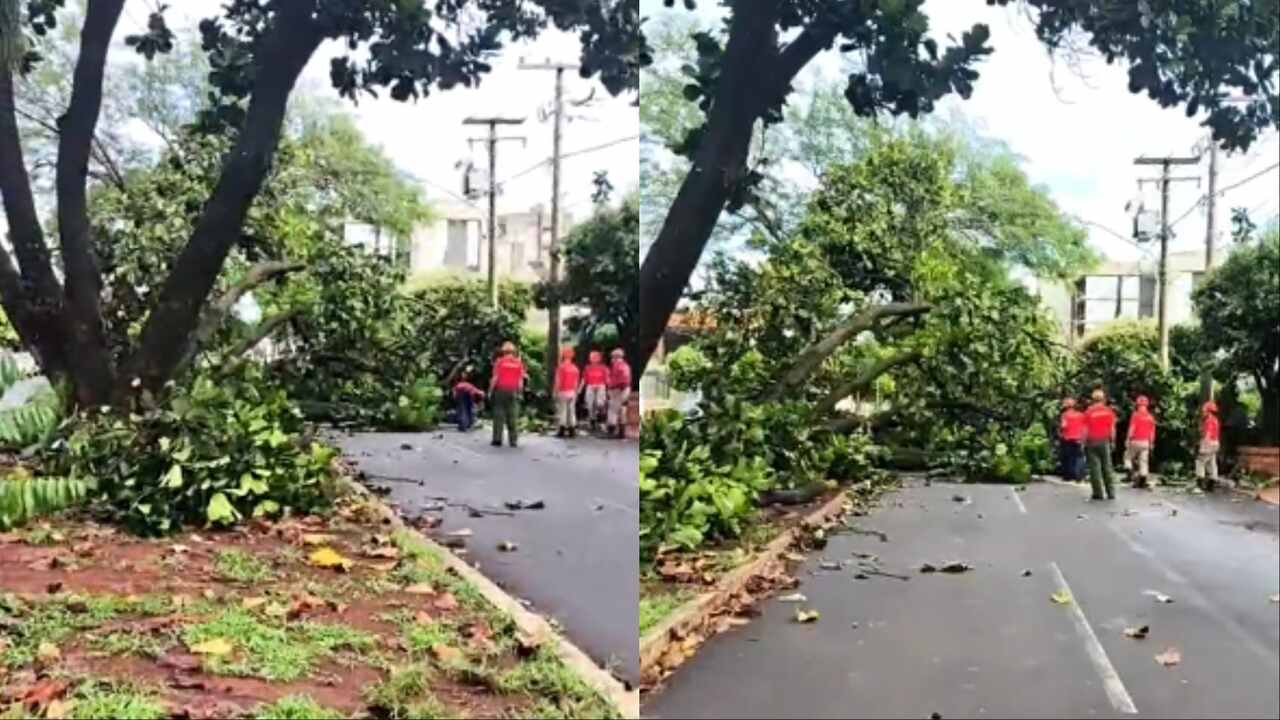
[335,427,639,686]
[644,478,1280,719]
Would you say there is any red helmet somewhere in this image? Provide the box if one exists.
[1203,401,1218,414]
[1136,396,1149,407]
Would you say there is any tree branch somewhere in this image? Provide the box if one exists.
[814,348,923,417]
[219,310,300,377]
[178,260,305,375]
[771,302,932,397]
[771,22,839,97]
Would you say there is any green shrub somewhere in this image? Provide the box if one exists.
[44,366,337,535]
[390,376,444,430]
[0,468,92,530]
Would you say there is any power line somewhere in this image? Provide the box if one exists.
[1168,161,1280,230]
[496,134,638,186]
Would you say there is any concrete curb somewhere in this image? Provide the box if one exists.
[639,489,852,687]
[339,475,639,719]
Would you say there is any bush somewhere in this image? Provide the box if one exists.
[389,377,443,431]
[43,366,338,535]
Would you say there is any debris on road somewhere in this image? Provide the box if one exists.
[1155,648,1182,666]
[504,499,546,511]
[1021,569,1033,577]
[793,609,820,624]
[1050,591,1072,605]
[1123,625,1150,639]
[951,494,969,503]
[818,560,842,571]
[778,593,807,603]
[1144,590,1175,604]
[497,541,518,552]
[1076,513,1088,520]
[399,442,414,450]
[919,561,972,574]
[448,529,474,538]
[850,621,859,629]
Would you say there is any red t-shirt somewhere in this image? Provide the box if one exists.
[555,361,580,394]
[1129,409,1156,442]
[1202,414,1220,443]
[492,356,525,392]
[1084,403,1117,442]
[608,359,631,389]
[453,381,483,400]
[583,362,608,387]
[1060,410,1086,441]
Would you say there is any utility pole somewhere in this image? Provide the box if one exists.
[1135,155,1200,370]
[463,116,526,308]
[1203,140,1218,271]
[521,58,579,390]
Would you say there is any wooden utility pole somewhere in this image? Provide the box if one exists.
[521,59,578,389]
[463,116,526,308]
[1135,155,1200,370]
[1203,141,1219,271]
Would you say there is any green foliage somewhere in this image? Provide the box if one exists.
[665,344,710,392]
[0,468,90,531]
[67,681,167,720]
[0,311,18,351]
[253,696,345,720]
[390,377,444,431]
[541,195,640,359]
[44,366,337,535]
[1072,320,1198,465]
[1193,228,1280,441]
[181,607,377,682]
[0,357,62,450]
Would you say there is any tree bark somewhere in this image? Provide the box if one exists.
[0,68,68,376]
[633,4,784,379]
[123,8,324,395]
[55,0,127,406]
[771,303,931,397]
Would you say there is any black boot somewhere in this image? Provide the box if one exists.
[555,427,566,438]
[605,425,615,436]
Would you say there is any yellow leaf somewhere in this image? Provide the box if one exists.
[1051,591,1073,605]
[189,638,233,656]
[308,547,352,572]
[432,645,463,664]
[36,641,60,663]
[792,609,820,624]
[301,533,335,547]
[404,583,435,595]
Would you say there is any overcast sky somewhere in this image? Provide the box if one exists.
[640,0,1280,270]
[115,2,640,219]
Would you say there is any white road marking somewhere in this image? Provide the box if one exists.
[1010,487,1028,514]
[1049,561,1139,715]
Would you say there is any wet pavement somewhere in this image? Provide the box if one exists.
[335,427,639,686]
[644,478,1280,719]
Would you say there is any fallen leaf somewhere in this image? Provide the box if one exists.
[241,597,268,610]
[1143,590,1175,604]
[45,581,62,595]
[919,563,938,573]
[36,642,60,663]
[189,638,233,656]
[369,560,399,573]
[433,593,459,612]
[951,494,968,503]
[169,544,190,554]
[301,533,335,547]
[793,609,820,624]
[1155,648,1181,666]
[286,594,324,620]
[939,561,972,574]
[1124,625,1150,639]
[414,611,434,625]
[497,541,518,552]
[44,698,73,719]
[404,583,435,595]
[308,547,352,572]
[431,645,463,664]
[1021,569,1033,577]
[202,589,217,601]
[172,594,193,610]
[818,560,841,571]
[447,529,474,538]
[778,593,808,603]
[1050,591,1073,605]
[20,678,67,708]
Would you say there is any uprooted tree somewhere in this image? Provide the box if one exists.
[634,0,1280,376]
[0,0,639,408]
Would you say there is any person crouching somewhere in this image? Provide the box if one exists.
[452,371,485,432]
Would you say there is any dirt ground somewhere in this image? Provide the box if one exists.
[0,494,616,719]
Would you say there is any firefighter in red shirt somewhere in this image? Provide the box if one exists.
[1195,401,1222,490]
[1059,397,1087,482]
[582,351,609,430]
[488,341,526,448]
[554,347,582,438]
[1125,395,1156,489]
[606,348,632,439]
[1084,388,1118,500]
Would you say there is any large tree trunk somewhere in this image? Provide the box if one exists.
[632,5,838,377]
[633,5,783,379]
[121,10,324,397]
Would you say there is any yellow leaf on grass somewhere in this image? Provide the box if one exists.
[1050,591,1073,605]
[309,547,352,572]
[189,638,233,656]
